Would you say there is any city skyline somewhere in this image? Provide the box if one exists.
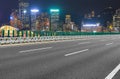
[0,0,120,25]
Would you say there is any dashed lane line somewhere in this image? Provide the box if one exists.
[106,43,113,46]
[64,49,89,56]
[19,47,52,53]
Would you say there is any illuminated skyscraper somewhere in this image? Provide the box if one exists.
[82,11,100,32]
[10,10,22,29]
[65,15,71,24]
[31,9,39,31]
[50,9,60,31]
[18,0,30,29]
[113,9,120,32]
[91,11,95,17]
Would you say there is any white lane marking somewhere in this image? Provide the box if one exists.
[106,43,113,46]
[65,49,89,56]
[78,42,91,45]
[19,47,52,53]
[105,63,120,79]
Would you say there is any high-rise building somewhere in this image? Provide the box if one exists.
[63,15,78,31]
[113,9,120,32]
[99,6,115,27]
[82,11,101,32]
[37,12,50,31]
[50,9,60,31]
[18,0,30,29]
[10,10,22,29]
[84,11,95,19]
[91,11,95,17]
[65,15,71,24]
[30,9,40,31]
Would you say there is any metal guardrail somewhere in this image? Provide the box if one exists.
[1,30,120,37]
[0,35,119,45]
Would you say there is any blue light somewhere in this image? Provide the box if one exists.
[31,9,39,13]
[50,9,59,12]
[10,16,13,20]
[23,10,27,13]
[83,23,100,27]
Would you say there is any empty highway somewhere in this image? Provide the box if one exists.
[0,35,120,79]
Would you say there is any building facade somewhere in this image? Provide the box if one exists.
[63,15,78,31]
[50,9,60,31]
[10,10,22,29]
[113,9,120,32]
[18,0,30,29]
[37,13,50,31]
[81,11,101,32]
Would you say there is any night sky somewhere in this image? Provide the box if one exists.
[0,0,120,25]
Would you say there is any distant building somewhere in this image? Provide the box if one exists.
[10,10,22,29]
[63,15,78,31]
[99,6,115,27]
[50,9,60,31]
[91,11,95,18]
[84,11,95,19]
[65,15,71,24]
[37,13,50,31]
[30,9,40,31]
[82,11,101,32]
[113,9,120,32]
[18,0,30,29]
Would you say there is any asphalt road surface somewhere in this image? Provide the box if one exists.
[0,35,120,79]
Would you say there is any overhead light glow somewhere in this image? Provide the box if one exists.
[10,16,13,20]
[93,30,97,33]
[50,9,59,12]
[31,9,39,13]
[83,23,100,27]
[23,10,27,13]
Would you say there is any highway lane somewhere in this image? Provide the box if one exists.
[0,35,116,57]
[0,37,115,62]
[0,36,120,79]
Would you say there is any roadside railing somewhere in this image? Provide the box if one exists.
[0,30,120,45]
